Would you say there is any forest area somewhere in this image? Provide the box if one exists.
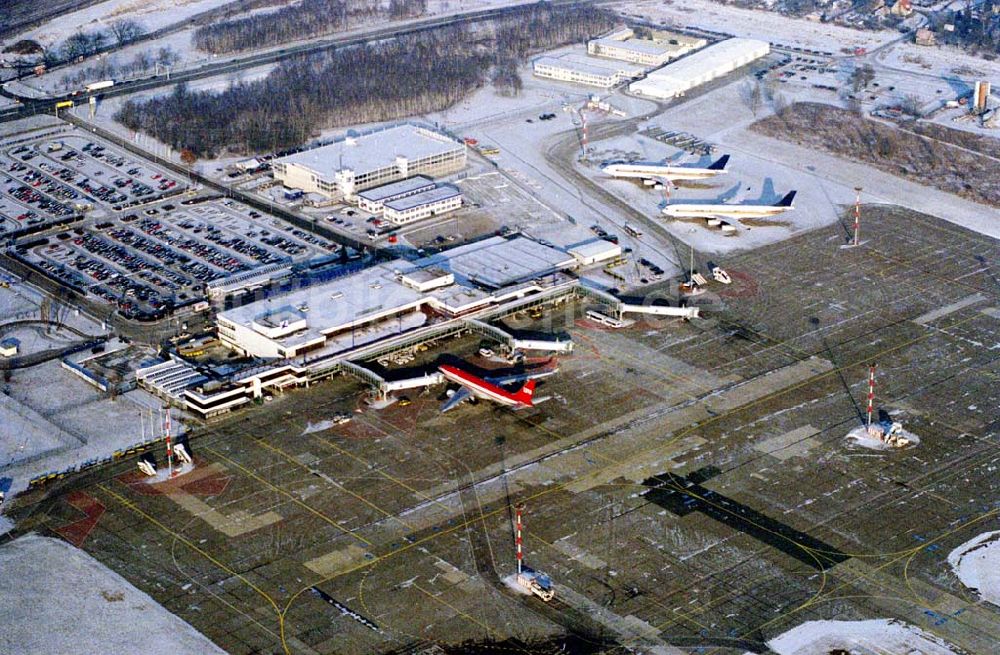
[751,102,1000,207]
[116,3,617,158]
[193,0,429,54]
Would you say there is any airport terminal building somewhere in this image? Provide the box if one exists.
[272,125,467,201]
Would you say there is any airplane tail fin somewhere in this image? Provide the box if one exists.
[512,379,537,405]
[708,154,730,170]
[776,190,797,207]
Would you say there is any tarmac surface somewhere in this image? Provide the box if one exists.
[6,204,1000,654]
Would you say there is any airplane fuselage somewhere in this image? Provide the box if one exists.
[602,163,725,181]
[439,365,532,408]
[662,204,793,218]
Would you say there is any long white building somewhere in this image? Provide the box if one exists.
[587,27,706,68]
[629,38,770,100]
[532,53,645,88]
[383,186,462,225]
[272,125,466,200]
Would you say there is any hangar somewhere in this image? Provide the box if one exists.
[629,38,770,99]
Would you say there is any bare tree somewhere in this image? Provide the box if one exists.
[740,80,762,116]
[108,18,146,47]
[900,94,922,116]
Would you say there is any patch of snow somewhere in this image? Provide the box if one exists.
[947,531,1000,607]
[0,534,226,654]
[845,424,920,451]
[302,419,338,435]
[768,618,962,655]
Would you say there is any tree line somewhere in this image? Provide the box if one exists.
[192,0,426,54]
[117,4,617,157]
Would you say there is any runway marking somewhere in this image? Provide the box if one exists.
[244,436,413,530]
[205,447,372,546]
[54,490,105,547]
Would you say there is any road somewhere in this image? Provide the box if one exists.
[0,0,597,123]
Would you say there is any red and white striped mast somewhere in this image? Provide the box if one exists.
[164,408,176,478]
[515,503,524,575]
[866,364,876,427]
[852,186,862,247]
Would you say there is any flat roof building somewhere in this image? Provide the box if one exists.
[356,176,436,214]
[588,27,706,68]
[532,53,645,88]
[629,38,770,100]
[216,237,577,360]
[272,125,466,200]
[383,186,462,225]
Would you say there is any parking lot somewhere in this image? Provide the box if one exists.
[14,197,341,320]
[0,132,187,239]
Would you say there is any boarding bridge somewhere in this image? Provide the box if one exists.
[512,338,574,353]
[620,303,700,319]
[338,361,386,393]
[574,285,624,317]
[463,319,516,352]
[382,372,445,393]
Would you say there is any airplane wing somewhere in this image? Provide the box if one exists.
[484,368,559,387]
[440,387,472,413]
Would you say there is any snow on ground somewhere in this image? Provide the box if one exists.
[845,424,920,451]
[11,0,236,49]
[879,42,1000,79]
[948,531,1000,607]
[302,419,339,435]
[618,0,900,53]
[0,534,226,655]
[0,358,185,497]
[768,619,961,655]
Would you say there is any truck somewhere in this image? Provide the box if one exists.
[85,80,115,93]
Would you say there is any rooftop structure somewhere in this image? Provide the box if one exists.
[629,38,770,100]
[356,176,436,214]
[216,237,576,360]
[0,337,19,357]
[418,236,577,289]
[383,185,462,225]
[588,27,706,68]
[532,53,645,88]
[272,125,467,200]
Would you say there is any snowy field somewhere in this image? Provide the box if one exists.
[0,534,226,655]
[618,0,901,53]
[10,0,235,49]
[0,356,185,496]
[767,619,963,655]
[948,531,1000,607]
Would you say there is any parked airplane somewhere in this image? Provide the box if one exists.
[662,191,796,219]
[601,155,729,183]
[438,363,555,412]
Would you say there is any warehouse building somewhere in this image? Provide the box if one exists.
[356,176,436,214]
[629,38,770,100]
[272,125,466,200]
[532,53,645,88]
[588,27,706,68]
[383,185,462,225]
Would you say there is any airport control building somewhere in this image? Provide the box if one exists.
[629,38,770,100]
[272,125,467,201]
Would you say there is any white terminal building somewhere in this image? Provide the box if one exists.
[629,38,770,100]
[272,124,467,201]
[157,236,620,418]
[588,27,706,67]
[532,53,645,88]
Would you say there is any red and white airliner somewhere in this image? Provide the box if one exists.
[438,364,538,412]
